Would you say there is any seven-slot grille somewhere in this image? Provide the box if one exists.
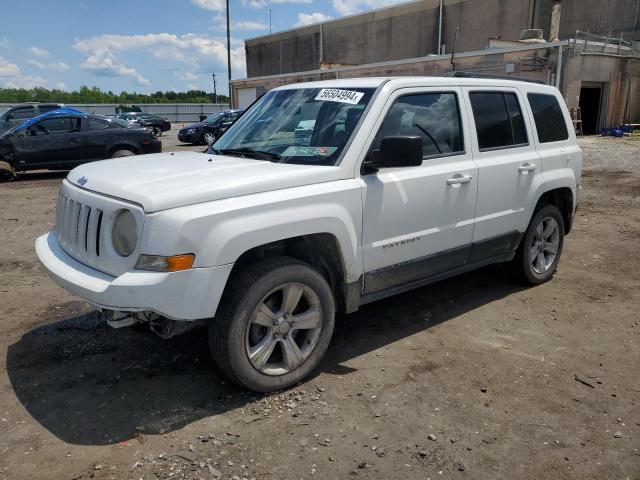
[55,192,104,260]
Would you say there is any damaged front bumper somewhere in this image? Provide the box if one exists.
[35,232,233,321]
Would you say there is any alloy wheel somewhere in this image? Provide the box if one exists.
[245,282,322,376]
[530,216,560,274]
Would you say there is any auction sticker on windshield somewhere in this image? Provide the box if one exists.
[315,89,364,105]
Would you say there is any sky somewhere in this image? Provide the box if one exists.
[0,0,406,95]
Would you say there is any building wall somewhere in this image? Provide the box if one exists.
[245,0,640,78]
[234,43,640,126]
[563,54,640,126]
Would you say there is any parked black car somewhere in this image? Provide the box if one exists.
[114,112,171,137]
[0,102,64,134]
[178,109,243,144]
[0,108,161,175]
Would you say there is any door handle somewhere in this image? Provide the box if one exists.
[447,174,472,185]
[518,162,536,172]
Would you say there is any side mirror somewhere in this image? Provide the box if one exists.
[366,136,423,172]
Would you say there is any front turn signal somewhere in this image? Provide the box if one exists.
[136,254,195,272]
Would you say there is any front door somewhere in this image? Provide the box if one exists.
[15,117,83,168]
[361,87,478,294]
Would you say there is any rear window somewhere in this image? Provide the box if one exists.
[38,105,61,114]
[527,93,569,143]
[11,106,36,120]
[469,92,528,151]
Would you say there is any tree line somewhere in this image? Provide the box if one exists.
[0,86,230,104]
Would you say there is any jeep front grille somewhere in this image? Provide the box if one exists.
[55,193,104,258]
[53,180,144,277]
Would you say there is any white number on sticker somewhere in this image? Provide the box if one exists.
[315,89,364,105]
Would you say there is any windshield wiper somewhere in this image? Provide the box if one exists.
[218,147,281,161]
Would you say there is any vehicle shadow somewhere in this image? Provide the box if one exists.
[5,266,526,446]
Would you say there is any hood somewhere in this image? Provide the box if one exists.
[182,122,209,130]
[67,151,344,212]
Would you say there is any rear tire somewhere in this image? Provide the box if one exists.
[510,204,565,284]
[110,149,135,158]
[209,257,335,392]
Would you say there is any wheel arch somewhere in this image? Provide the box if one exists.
[533,187,574,234]
[108,142,139,156]
[226,233,354,314]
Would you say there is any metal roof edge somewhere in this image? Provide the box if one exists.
[232,40,568,84]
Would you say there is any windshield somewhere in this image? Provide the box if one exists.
[204,112,226,123]
[211,87,375,166]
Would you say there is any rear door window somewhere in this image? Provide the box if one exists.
[527,93,569,143]
[372,92,464,159]
[469,91,529,151]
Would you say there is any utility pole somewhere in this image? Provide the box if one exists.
[450,25,459,71]
[437,0,443,55]
[212,72,218,104]
[226,0,232,108]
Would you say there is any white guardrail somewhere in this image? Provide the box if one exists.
[0,103,231,123]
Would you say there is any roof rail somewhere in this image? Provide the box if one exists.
[442,71,547,84]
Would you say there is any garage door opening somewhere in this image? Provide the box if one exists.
[579,84,603,135]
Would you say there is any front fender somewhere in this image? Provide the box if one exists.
[142,180,364,282]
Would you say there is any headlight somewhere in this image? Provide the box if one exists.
[111,209,137,257]
[185,128,196,134]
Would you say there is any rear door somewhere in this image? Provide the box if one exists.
[464,87,541,260]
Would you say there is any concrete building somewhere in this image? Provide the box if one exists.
[232,0,640,132]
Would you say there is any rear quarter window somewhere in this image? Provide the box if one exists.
[527,93,569,143]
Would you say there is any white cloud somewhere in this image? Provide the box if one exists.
[187,83,200,90]
[29,46,50,58]
[79,50,150,86]
[73,33,246,83]
[239,0,311,8]
[0,56,20,77]
[55,82,68,91]
[235,20,268,31]
[331,0,405,15]
[191,0,225,12]
[271,0,313,4]
[296,11,332,26]
[4,75,46,89]
[182,72,199,81]
[27,59,70,72]
[1,56,47,89]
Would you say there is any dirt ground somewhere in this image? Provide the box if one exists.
[0,135,639,480]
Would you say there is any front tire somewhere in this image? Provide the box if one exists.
[203,132,216,145]
[209,258,335,392]
[510,204,565,284]
[152,126,162,137]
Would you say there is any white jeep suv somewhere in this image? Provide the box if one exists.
[36,77,582,391]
